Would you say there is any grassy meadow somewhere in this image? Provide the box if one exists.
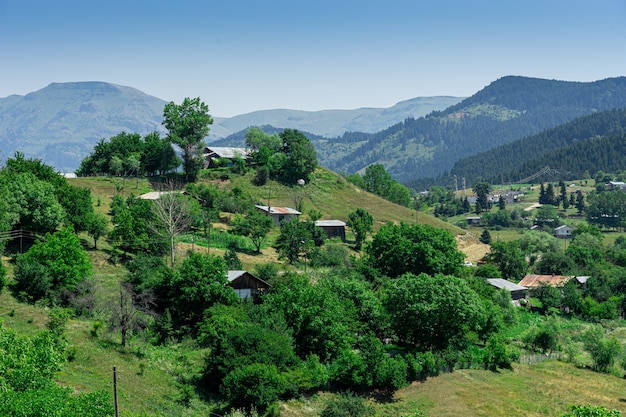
[2,171,626,416]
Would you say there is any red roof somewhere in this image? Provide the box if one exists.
[518,274,572,288]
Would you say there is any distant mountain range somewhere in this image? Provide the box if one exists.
[0,82,461,173]
[3,77,626,187]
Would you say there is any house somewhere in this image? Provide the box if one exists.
[608,181,626,191]
[554,225,573,239]
[227,270,271,302]
[487,278,528,301]
[315,220,346,241]
[255,205,301,225]
[203,146,249,168]
[466,216,481,226]
[518,274,573,288]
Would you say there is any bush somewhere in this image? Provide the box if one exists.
[583,326,621,372]
[220,363,286,411]
[320,392,375,417]
[309,245,352,268]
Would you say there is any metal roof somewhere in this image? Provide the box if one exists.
[487,278,527,292]
[315,220,346,227]
[518,274,572,288]
[255,205,301,215]
[204,147,249,159]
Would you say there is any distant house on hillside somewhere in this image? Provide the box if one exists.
[608,181,626,191]
[227,270,270,302]
[203,146,249,168]
[255,205,301,225]
[466,216,481,226]
[487,278,528,301]
[554,225,573,239]
[315,220,346,241]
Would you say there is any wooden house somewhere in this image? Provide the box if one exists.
[227,270,271,302]
[203,146,249,168]
[554,225,573,239]
[315,220,346,241]
[255,205,301,225]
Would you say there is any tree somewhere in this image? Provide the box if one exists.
[383,273,485,350]
[279,129,317,183]
[347,208,374,250]
[583,325,621,372]
[365,222,464,278]
[473,181,491,211]
[576,190,586,214]
[479,229,492,244]
[168,252,239,332]
[85,211,109,250]
[486,240,527,281]
[274,219,312,263]
[224,248,243,269]
[13,228,92,304]
[220,363,286,412]
[363,164,392,197]
[150,185,196,266]
[109,282,154,347]
[231,210,274,253]
[162,97,213,182]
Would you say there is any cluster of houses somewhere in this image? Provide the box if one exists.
[487,274,590,305]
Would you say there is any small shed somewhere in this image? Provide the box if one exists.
[554,225,573,239]
[203,146,249,168]
[255,205,301,225]
[466,216,481,226]
[227,270,271,302]
[315,220,346,241]
[608,181,626,191]
[487,278,528,300]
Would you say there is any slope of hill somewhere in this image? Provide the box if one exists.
[313,76,626,185]
[209,96,463,140]
[447,107,626,185]
[0,82,168,172]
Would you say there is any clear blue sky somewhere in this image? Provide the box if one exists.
[1,0,625,117]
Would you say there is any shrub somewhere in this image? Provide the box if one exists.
[320,392,375,417]
[220,363,286,411]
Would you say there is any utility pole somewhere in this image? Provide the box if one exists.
[113,366,119,417]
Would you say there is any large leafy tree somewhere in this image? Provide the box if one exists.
[486,240,527,281]
[231,209,274,253]
[274,219,313,263]
[383,272,485,350]
[167,252,239,332]
[365,222,464,278]
[279,129,317,183]
[13,228,92,304]
[162,97,213,182]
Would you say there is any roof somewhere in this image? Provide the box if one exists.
[575,276,590,284]
[315,220,347,227]
[227,270,271,287]
[255,205,301,215]
[204,147,249,159]
[139,191,182,200]
[555,225,572,231]
[487,278,527,292]
[518,274,572,288]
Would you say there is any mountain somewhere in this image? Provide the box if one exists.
[0,82,461,172]
[0,82,168,172]
[208,96,463,140]
[447,107,626,185]
[305,76,626,186]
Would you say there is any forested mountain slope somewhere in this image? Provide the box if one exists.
[446,107,626,185]
[316,76,626,185]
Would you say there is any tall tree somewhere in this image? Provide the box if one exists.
[162,97,213,182]
[473,181,491,212]
[231,209,274,253]
[279,129,317,183]
[347,208,374,250]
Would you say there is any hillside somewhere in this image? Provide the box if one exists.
[447,107,626,185]
[310,76,626,185]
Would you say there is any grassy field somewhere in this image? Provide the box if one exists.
[3,172,624,416]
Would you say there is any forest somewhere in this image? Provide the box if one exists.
[2,96,626,417]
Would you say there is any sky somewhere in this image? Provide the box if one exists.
[1,0,625,117]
